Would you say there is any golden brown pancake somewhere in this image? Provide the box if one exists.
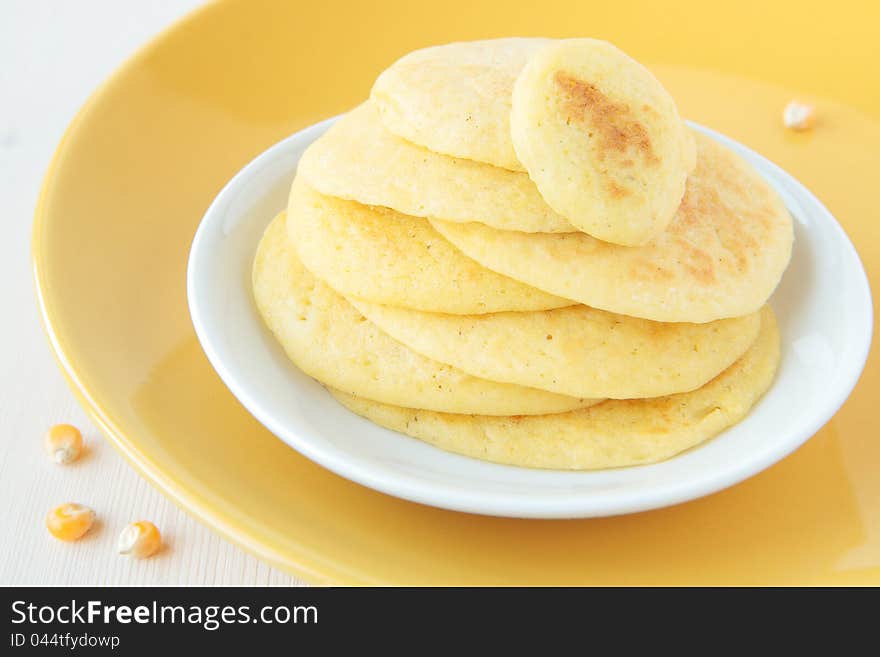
[432,133,793,323]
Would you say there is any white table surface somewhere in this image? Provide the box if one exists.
[0,0,299,586]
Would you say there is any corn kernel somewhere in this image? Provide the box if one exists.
[117,521,162,559]
[783,100,816,131]
[46,503,96,541]
[44,424,83,464]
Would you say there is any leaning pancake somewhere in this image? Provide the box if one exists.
[371,38,549,171]
[254,213,597,416]
[298,102,576,233]
[431,133,793,323]
[287,178,572,314]
[331,307,779,470]
[510,38,694,245]
[349,298,761,399]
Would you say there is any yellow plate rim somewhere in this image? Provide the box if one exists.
[30,2,357,586]
[28,0,880,585]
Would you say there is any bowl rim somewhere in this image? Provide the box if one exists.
[187,117,874,519]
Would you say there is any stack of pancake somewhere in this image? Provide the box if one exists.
[253,38,793,470]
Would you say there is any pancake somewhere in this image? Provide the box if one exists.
[331,307,780,470]
[431,132,793,323]
[371,38,550,171]
[253,212,597,416]
[298,102,576,233]
[349,298,761,399]
[287,178,572,314]
[510,38,695,245]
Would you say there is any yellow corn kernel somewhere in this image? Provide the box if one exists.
[782,100,816,131]
[46,503,96,541]
[44,424,83,464]
[117,521,162,559]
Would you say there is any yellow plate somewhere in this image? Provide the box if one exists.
[33,0,880,584]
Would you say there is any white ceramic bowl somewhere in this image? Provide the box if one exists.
[187,118,873,519]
